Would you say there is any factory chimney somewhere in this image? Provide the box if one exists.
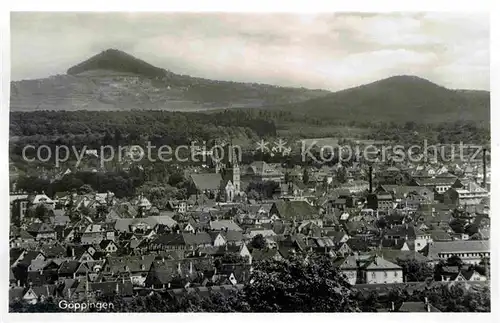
[482,148,487,188]
[368,166,373,193]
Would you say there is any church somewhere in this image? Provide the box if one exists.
[190,144,242,203]
[215,144,242,202]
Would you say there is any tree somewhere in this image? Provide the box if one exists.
[244,254,360,312]
[250,234,267,250]
[464,223,479,236]
[446,255,463,268]
[78,184,94,195]
[102,130,114,147]
[477,257,490,278]
[114,129,123,147]
[449,218,467,234]
[31,204,50,222]
[247,189,260,200]
[396,258,434,282]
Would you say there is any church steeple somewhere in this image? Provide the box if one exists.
[228,139,240,193]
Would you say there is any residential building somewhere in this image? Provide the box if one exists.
[425,240,490,265]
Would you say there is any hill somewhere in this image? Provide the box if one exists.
[10,49,329,112]
[10,50,490,125]
[271,75,490,124]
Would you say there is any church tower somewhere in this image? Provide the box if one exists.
[219,142,241,202]
[232,151,240,193]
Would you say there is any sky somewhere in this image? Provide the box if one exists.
[10,12,490,91]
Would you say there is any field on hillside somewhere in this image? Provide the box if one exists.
[276,122,370,140]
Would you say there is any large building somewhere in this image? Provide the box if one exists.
[443,182,489,206]
[425,240,490,265]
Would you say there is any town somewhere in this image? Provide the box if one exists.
[9,140,491,312]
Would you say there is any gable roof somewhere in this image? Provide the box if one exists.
[151,232,212,247]
[368,250,430,263]
[221,230,244,243]
[191,173,223,191]
[364,256,401,270]
[209,220,242,231]
[398,302,441,312]
[426,240,490,259]
[413,177,458,186]
[271,200,318,221]
[106,255,156,274]
[58,260,81,275]
[251,248,281,262]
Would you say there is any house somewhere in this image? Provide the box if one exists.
[75,260,105,280]
[376,193,393,211]
[208,232,227,247]
[443,182,489,207]
[104,255,156,286]
[425,240,490,265]
[333,256,358,285]
[22,284,57,304]
[380,238,411,251]
[81,223,115,244]
[410,176,462,195]
[209,220,242,232]
[221,230,244,246]
[166,200,187,214]
[362,256,403,284]
[67,246,94,262]
[86,280,134,298]
[99,240,119,253]
[218,263,252,285]
[58,261,83,279]
[10,228,36,248]
[428,229,452,242]
[367,250,431,265]
[397,300,441,312]
[251,248,284,262]
[269,200,320,224]
[145,232,213,252]
[12,250,46,268]
[334,242,353,257]
[339,180,369,194]
[280,182,306,198]
[28,194,55,208]
[144,258,213,289]
[384,224,432,252]
[10,195,29,225]
[25,223,56,240]
[376,185,434,204]
[133,194,153,211]
[244,161,284,183]
[439,266,487,282]
[199,244,253,264]
[324,230,350,244]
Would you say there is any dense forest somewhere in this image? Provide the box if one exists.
[10,109,276,140]
[10,110,490,145]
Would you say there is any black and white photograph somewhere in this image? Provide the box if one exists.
[3,3,494,317]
